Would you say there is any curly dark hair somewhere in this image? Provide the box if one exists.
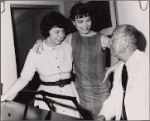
[40,11,67,38]
[69,3,91,21]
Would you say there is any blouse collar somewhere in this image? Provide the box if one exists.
[43,40,61,52]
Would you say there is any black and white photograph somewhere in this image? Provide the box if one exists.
[1,0,149,120]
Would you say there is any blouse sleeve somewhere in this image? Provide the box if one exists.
[20,49,37,81]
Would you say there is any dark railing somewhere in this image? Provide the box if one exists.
[21,90,93,120]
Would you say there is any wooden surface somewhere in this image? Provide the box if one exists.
[1,101,78,120]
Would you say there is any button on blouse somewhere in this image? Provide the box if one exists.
[21,40,72,82]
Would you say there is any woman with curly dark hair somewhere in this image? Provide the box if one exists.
[1,11,80,118]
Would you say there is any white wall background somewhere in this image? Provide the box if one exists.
[116,1,149,54]
[1,0,149,94]
[1,1,18,94]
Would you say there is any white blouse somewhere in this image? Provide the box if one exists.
[20,41,80,118]
[21,41,72,82]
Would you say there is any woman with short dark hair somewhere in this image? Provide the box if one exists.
[1,11,80,118]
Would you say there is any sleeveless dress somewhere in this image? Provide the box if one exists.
[71,32,111,119]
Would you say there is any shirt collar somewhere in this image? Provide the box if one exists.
[125,49,139,69]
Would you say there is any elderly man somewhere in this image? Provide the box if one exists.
[96,24,149,120]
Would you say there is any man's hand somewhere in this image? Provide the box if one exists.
[103,66,115,83]
[32,39,43,54]
[103,61,122,83]
[95,115,106,121]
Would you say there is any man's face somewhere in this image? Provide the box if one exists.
[109,31,124,58]
[72,16,92,35]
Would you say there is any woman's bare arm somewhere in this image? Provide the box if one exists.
[1,77,30,101]
[101,35,111,49]
[32,34,72,54]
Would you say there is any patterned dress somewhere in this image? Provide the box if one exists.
[71,32,111,119]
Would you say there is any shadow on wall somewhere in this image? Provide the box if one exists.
[138,31,147,51]
[85,1,112,32]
